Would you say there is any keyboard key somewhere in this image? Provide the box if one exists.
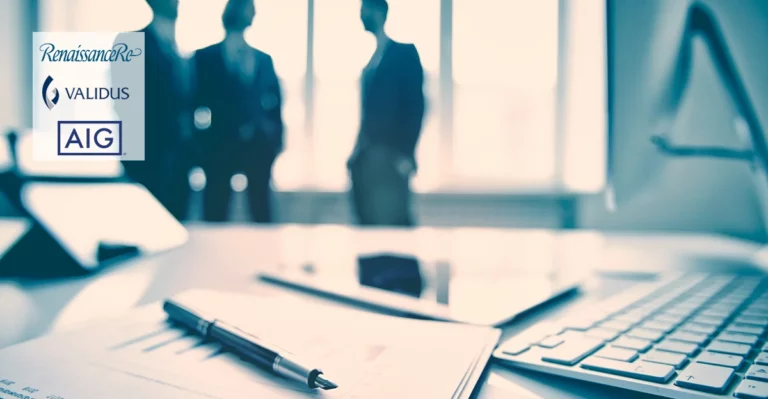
[641,320,676,333]
[499,340,530,356]
[668,331,709,346]
[727,324,764,335]
[680,323,718,336]
[756,353,768,365]
[714,295,741,304]
[692,315,727,327]
[712,293,741,302]
[742,309,768,318]
[656,340,699,356]
[541,335,604,366]
[613,312,646,324]
[699,308,733,318]
[745,303,768,311]
[664,307,695,317]
[672,301,703,311]
[721,297,747,306]
[677,299,707,310]
[750,301,768,309]
[594,346,638,362]
[508,321,562,344]
[612,336,652,352]
[691,291,718,300]
[631,305,661,316]
[653,314,686,325]
[707,341,752,356]
[736,279,760,289]
[500,347,529,356]
[736,316,768,327]
[735,379,768,399]
[538,336,564,348]
[626,328,664,342]
[675,297,707,311]
[599,320,633,332]
[580,357,675,383]
[717,331,759,345]
[675,363,734,394]
[585,328,620,341]
[746,365,768,382]
[695,351,743,368]
[643,350,688,369]
[709,304,740,315]
[763,342,768,352]
[537,335,563,348]
[561,317,598,331]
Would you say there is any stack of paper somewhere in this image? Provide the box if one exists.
[0,290,500,398]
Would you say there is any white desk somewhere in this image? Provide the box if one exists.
[0,223,763,398]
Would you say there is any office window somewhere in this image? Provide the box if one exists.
[246,0,308,190]
[560,0,607,191]
[176,0,226,55]
[38,0,605,193]
[452,0,559,186]
[312,1,372,191]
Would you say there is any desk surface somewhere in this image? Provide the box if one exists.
[0,223,764,398]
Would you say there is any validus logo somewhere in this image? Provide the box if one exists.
[42,75,60,110]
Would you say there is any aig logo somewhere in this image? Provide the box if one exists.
[57,121,122,156]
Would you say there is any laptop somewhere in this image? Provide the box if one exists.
[493,2,768,398]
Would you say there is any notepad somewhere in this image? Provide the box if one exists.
[0,290,500,399]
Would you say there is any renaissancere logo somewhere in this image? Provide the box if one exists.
[38,42,143,63]
[42,75,59,110]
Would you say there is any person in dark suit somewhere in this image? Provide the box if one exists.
[348,0,426,226]
[112,0,194,220]
[193,0,284,223]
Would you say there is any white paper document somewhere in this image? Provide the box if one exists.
[0,290,499,399]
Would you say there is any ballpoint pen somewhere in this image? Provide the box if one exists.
[162,299,339,390]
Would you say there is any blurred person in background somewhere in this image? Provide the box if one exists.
[348,0,425,226]
[194,0,284,223]
[112,0,195,220]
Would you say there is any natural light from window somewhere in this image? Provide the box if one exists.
[453,0,559,186]
[37,0,605,194]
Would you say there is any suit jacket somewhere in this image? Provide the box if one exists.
[112,26,194,174]
[194,42,284,167]
[352,41,425,167]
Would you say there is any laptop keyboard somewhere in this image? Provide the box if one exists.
[494,274,768,398]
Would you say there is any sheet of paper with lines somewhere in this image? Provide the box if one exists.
[0,290,499,399]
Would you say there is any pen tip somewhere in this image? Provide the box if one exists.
[314,375,338,390]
